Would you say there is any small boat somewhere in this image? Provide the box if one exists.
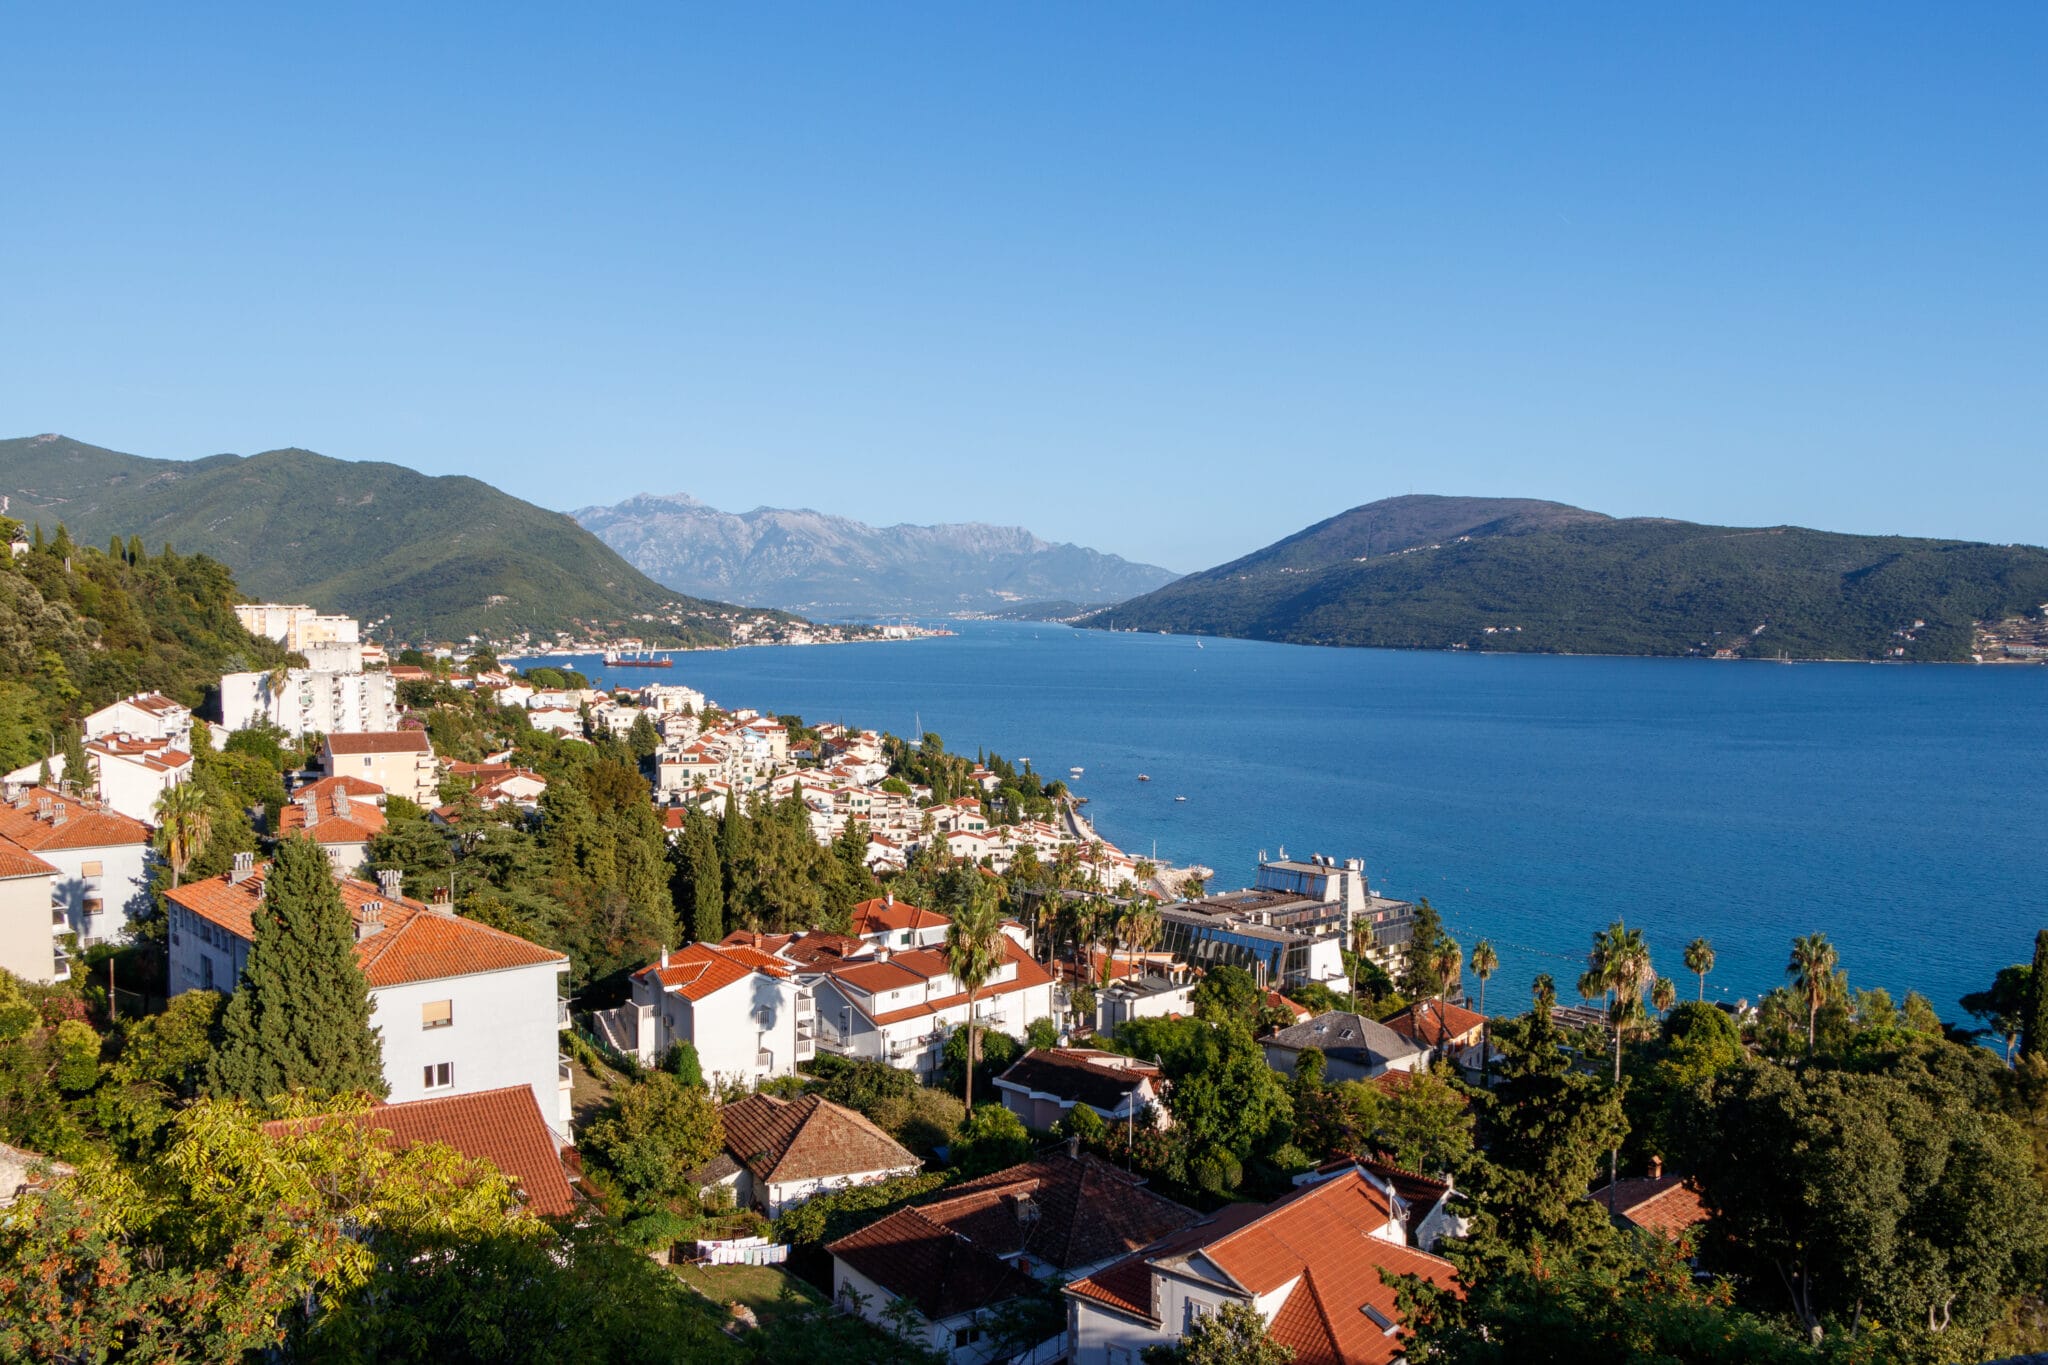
[1137,774,1151,782]
[1174,795,1188,802]
[1069,766,1084,777]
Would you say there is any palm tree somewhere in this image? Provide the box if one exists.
[946,891,1008,1113]
[1788,932,1839,1054]
[1651,975,1677,1015]
[1348,916,1376,1005]
[1531,972,1557,1017]
[1591,921,1652,1203]
[1684,937,1716,1001]
[1470,939,1498,1086]
[1429,938,1464,1001]
[153,781,212,889]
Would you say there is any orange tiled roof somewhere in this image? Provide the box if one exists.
[849,896,950,937]
[1383,998,1487,1050]
[1593,1173,1709,1239]
[296,775,387,801]
[718,1093,920,1185]
[264,1086,575,1217]
[167,864,565,987]
[634,941,784,1001]
[0,788,151,851]
[278,800,386,845]
[86,736,193,772]
[0,838,59,880]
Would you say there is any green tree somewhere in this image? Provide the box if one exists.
[1401,898,1450,998]
[1191,963,1263,1026]
[954,1101,1032,1177]
[1368,1068,1474,1177]
[1961,963,2030,1064]
[1141,1299,1291,1364]
[58,724,89,796]
[661,1040,704,1089]
[153,779,213,889]
[579,1070,724,1209]
[1684,936,1716,1001]
[1787,932,1839,1054]
[209,836,386,1102]
[944,880,1007,1114]
[2024,929,2048,1061]
[1470,939,1499,1086]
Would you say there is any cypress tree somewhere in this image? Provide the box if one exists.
[59,725,90,795]
[2024,930,2048,1060]
[687,813,723,944]
[127,534,145,565]
[210,835,386,1101]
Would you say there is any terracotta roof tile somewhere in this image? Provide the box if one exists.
[849,896,950,937]
[1593,1174,1709,1239]
[0,788,151,851]
[0,838,59,880]
[914,1152,1197,1273]
[718,1093,920,1185]
[996,1049,1162,1113]
[167,864,565,987]
[633,941,786,1000]
[264,1087,575,1217]
[1383,998,1486,1050]
[827,1205,1040,1320]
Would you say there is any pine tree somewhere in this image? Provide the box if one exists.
[127,534,145,565]
[59,725,90,796]
[209,835,386,1102]
[686,813,723,944]
[2024,929,2048,1061]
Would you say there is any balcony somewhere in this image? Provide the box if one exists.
[756,1049,775,1071]
[557,998,572,1029]
[558,1054,573,1087]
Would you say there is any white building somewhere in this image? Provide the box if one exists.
[83,735,193,824]
[1063,1169,1459,1365]
[807,938,1056,1082]
[0,788,154,948]
[166,860,574,1135]
[222,668,398,739]
[320,732,438,806]
[83,692,193,750]
[994,1048,1170,1132]
[0,840,64,983]
[712,1092,922,1217]
[599,941,808,1086]
[233,603,362,654]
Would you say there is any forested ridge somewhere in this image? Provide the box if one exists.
[1084,494,2048,660]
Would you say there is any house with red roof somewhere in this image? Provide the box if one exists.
[1064,1168,1462,1365]
[166,856,573,1135]
[80,733,194,824]
[829,1149,1197,1364]
[320,731,437,805]
[1382,997,1490,1075]
[715,1092,922,1216]
[1591,1157,1710,1244]
[848,894,951,951]
[603,941,809,1085]
[0,786,154,948]
[994,1048,1170,1132]
[808,936,1056,1082]
[263,1086,578,1219]
[277,780,388,876]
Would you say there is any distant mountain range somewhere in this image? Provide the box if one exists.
[574,492,1179,616]
[1080,494,2048,662]
[0,435,788,645]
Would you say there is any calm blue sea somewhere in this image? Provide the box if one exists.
[520,622,2048,1018]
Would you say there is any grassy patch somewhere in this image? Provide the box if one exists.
[673,1262,824,1329]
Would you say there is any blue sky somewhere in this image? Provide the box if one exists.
[3,4,2042,572]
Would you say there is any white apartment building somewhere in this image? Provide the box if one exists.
[222,668,398,739]
[601,941,809,1086]
[0,788,154,948]
[233,603,362,653]
[167,860,574,1135]
[84,736,192,824]
[807,938,1056,1081]
[83,692,193,750]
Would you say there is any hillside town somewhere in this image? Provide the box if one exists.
[1,593,2042,1365]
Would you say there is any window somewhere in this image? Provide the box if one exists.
[423,1062,453,1090]
[1184,1301,1211,1332]
[422,999,453,1029]
[80,860,103,878]
[201,957,215,990]
[951,1326,984,1348]
[363,757,373,768]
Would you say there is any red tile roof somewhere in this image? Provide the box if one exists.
[849,896,950,937]
[0,788,151,851]
[0,839,59,880]
[264,1087,575,1217]
[167,864,565,987]
[278,799,387,845]
[296,774,387,801]
[718,1093,920,1185]
[830,939,1054,1026]
[326,731,432,754]
[1068,1171,1460,1365]
[919,1152,1197,1273]
[828,1205,1040,1321]
[1383,998,1486,1050]
[633,941,785,1001]
[1592,1174,1709,1240]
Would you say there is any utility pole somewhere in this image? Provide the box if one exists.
[108,956,117,1022]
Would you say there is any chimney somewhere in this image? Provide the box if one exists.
[875,944,891,964]
[1648,1155,1663,1180]
[358,900,384,940]
[36,797,52,820]
[330,787,349,818]
[1066,1134,1080,1160]
[660,945,670,969]
[428,885,454,915]
[377,869,402,900]
[884,892,894,908]
[229,851,255,885]
[50,803,65,827]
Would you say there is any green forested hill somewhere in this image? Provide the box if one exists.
[1082,495,2048,661]
[0,525,293,771]
[0,435,792,644]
